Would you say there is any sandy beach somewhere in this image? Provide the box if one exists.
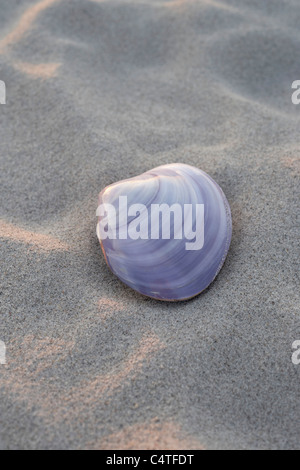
[0,0,299,449]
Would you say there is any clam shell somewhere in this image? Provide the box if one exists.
[97,163,232,301]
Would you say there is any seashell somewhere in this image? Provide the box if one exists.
[96,163,232,301]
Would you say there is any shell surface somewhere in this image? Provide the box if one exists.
[97,163,232,301]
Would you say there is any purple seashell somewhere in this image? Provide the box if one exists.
[97,163,232,301]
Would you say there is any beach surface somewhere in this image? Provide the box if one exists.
[0,0,299,449]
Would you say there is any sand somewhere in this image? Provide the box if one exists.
[0,0,299,450]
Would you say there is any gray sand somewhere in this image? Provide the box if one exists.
[0,0,299,450]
